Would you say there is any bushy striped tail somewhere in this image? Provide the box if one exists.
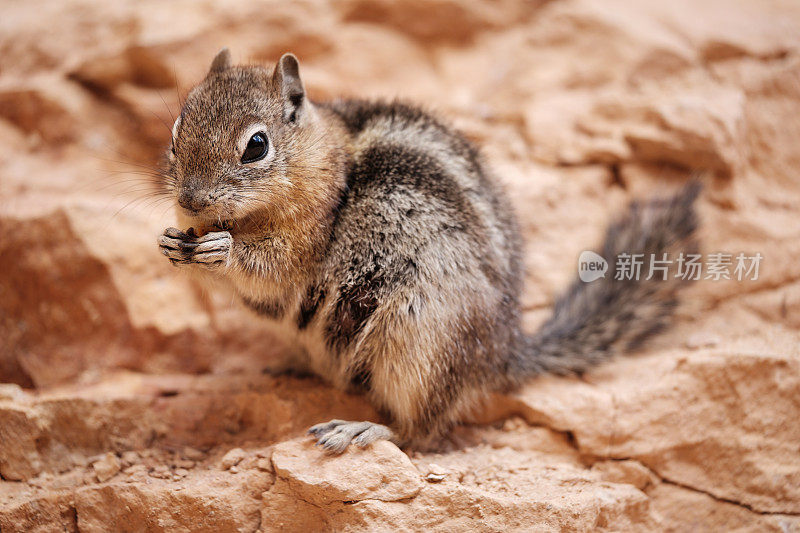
[509,183,700,380]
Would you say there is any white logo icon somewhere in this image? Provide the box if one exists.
[578,251,608,282]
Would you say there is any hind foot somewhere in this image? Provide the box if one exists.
[308,420,396,454]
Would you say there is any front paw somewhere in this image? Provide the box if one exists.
[158,227,232,270]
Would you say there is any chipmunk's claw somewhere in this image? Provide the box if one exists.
[308,420,395,454]
[158,227,232,269]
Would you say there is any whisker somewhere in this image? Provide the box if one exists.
[158,89,176,124]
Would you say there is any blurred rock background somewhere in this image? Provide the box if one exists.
[0,0,798,531]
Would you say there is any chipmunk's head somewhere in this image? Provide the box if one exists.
[163,48,344,231]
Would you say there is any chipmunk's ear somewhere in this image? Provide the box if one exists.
[273,53,305,123]
[208,48,232,75]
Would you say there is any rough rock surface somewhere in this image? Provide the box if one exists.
[1,0,799,531]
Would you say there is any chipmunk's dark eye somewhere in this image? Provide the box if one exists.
[241,132,268,164]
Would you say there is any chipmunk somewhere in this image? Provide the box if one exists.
[157,49,699,452]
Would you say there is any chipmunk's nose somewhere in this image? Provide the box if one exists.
[178,187,207,213]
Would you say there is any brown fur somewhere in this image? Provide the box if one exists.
[157,50,699,452]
